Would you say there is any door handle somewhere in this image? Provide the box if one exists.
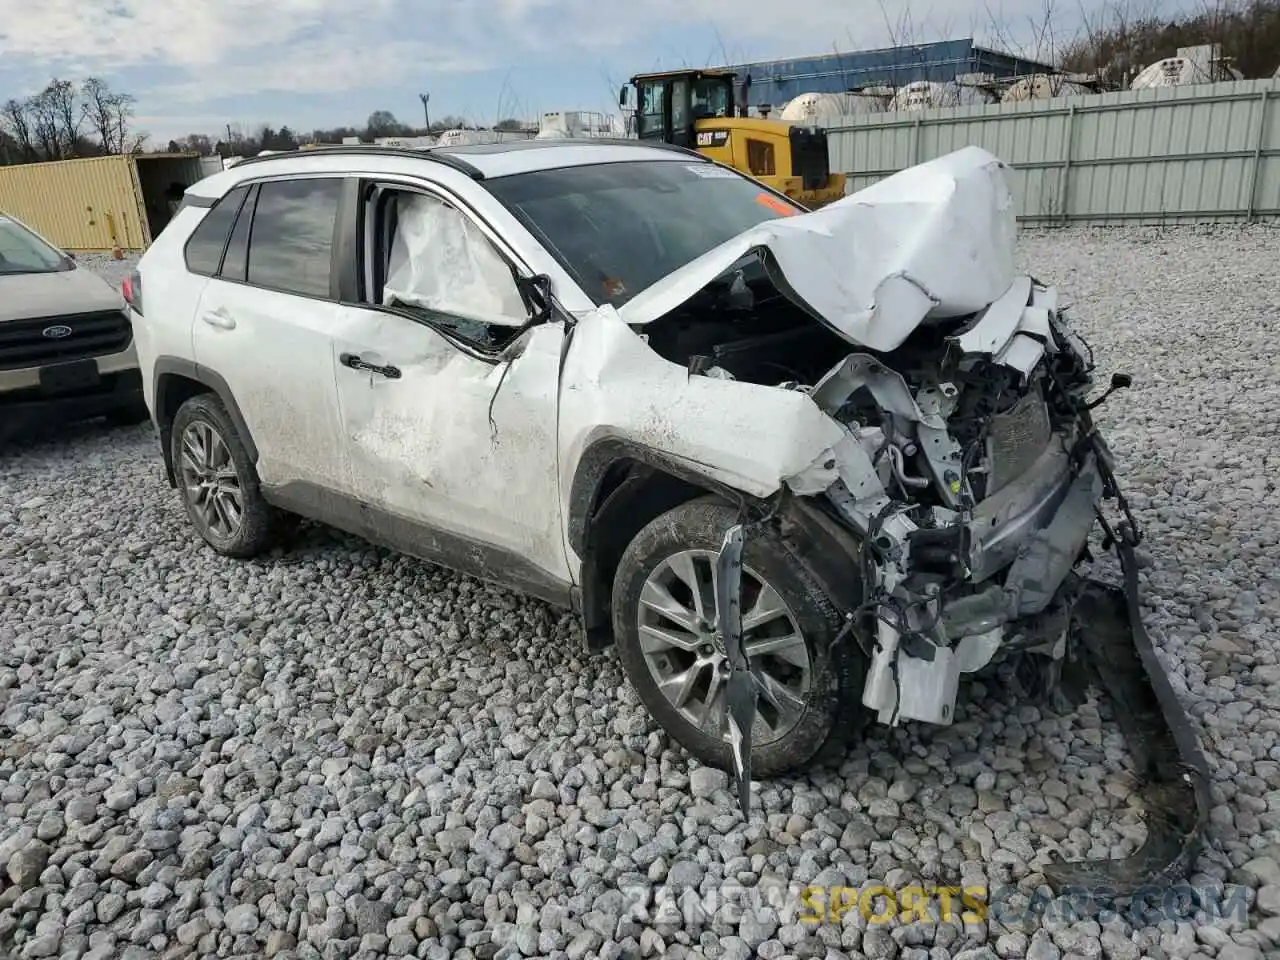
[340,352,401,379]
[200,311,235,330]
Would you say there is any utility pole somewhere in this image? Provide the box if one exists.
[419,93,431,131]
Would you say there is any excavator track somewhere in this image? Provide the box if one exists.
[1042,533,1212,899]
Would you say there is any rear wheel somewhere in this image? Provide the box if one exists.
[170,393,283,558]
[611,497,868,777]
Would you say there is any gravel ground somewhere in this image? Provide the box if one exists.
[1,227,1279,960]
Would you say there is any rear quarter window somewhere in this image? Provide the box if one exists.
[183,185,250,276]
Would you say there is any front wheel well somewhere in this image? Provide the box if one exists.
[575,455,869,656]
[155,373,213,486]
[578,460,723,652]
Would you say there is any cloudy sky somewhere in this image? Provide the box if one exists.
[1,0,1201,145]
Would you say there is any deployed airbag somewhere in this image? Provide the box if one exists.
[383,193,529,326]
[617,146,1018,353]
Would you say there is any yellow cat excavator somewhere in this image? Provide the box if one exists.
[620,68,847,208]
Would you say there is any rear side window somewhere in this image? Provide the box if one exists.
[246,178,343,298]
[219,186,257,282]
[184,186,249,276]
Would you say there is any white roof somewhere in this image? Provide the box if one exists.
[438,141,693,177]
[187,140,696,200]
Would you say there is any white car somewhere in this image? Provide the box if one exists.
[129,141,1206,888]
[0,212,146,437]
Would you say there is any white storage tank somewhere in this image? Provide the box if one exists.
[534,111,622,140]
[1001,74,1095,102]
[778,91,887,125]
[1131,44,1243,88]
[889,80,995,112]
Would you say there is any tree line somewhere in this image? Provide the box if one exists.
[1057,0,1280,83]
[1,78,141,164]
[165,112,528,159]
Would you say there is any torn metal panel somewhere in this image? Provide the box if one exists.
[714,525,757,819]
[615,147,1018,354]
[556,304,848,541]
[1043,547,1211,901]
[968,442,1077,582]
[952,276,1031,355]
[1004,458,1104,617]
[810,354,947,428]
[783,429,885,500]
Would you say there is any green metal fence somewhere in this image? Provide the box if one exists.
[827,78,1280,224]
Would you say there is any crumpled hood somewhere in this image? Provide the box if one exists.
[0,266,124,324]
[616,146,1019,354]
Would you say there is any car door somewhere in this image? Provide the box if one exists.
[191,175,350,494]
[328,182,572,598]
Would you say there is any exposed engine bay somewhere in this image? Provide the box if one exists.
[641,251,1210,903]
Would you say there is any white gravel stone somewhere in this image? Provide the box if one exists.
[1,228,1278,957]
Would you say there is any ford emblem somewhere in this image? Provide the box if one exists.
[41,325,73,339]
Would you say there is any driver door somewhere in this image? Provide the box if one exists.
[329,183,572,599]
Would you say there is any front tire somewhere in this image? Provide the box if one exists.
[170,393,282,559]
[611,497,868,778]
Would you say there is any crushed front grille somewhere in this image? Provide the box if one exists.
[986,386,1052,494]
[0,311,132,370]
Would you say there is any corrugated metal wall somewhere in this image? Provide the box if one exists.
[828,78,1280,224]
[0,155,146,251]
[725,40,1056,109]
[727,40,1050,107]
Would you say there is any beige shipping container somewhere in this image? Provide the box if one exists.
[0,152,207,253]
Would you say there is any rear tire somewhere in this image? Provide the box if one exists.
[611,496,868,778]
[170,393,283,559]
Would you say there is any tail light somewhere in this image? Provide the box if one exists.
[122,270,143,317]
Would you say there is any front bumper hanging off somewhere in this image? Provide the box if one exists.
[1042,530,1212,894]
[713,463,1211,901]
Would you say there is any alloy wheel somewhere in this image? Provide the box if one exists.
[178,420,244,540]
[636,548,812,746]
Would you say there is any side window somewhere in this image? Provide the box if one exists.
[184,185,249,276]
[670,79,690,132]
[747,139,775,176]
[371,189,528,349]
[219,185,257,282]
[245,178,342,298]
[638,81,667,138]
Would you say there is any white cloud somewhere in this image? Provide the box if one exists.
[0,0,1203,114]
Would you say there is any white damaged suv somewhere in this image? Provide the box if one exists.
[129,141,1207,888]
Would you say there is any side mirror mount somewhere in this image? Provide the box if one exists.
[64,251,77,262]
[1086,371,1134,410]
[517,274,554,324]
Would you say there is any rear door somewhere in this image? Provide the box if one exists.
[190,175,350,493]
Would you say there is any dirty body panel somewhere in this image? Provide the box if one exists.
[551,148,1209,898]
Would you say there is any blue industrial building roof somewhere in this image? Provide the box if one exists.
[722,38,1055,107]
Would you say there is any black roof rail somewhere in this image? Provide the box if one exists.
[225,145,487,180]
[431,137,708,160]
[538,137,704,159]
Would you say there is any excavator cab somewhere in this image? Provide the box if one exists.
[620,69,847,209]
[624,69,738,148]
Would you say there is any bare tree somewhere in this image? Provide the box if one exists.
[45,79,82,151]
[81,78,141,154]
[984,0,1062,65]
[113,93,142,153]
[27,86,64,160]
[1,98,37,161]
